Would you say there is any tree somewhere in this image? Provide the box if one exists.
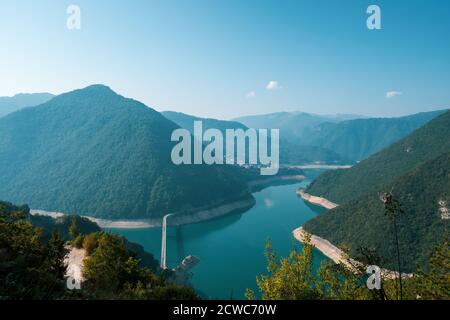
[69,216,79,239]
[247,236,387,300]
[0,204,67,299]
[246,236,321,300]
[82,232,198,299]
[316,257,370,300]
[82,233,98,255]
[414,238,450,299]
[380,191,404,300]
[46,230,68,279]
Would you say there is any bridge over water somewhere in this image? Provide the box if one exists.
[160,213,173,270]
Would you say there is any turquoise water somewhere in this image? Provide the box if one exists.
[108,180,327,299]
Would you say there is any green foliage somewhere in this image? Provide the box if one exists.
[72,234,84,249]
[315,261,371,300]
[82,233,98,255]
[247,237,373,300]
[0,85,251,219]
[307,110,445,162]
[0,93,54,118]
[0,202,68,299]
[246,238,320,300]
[413,238,450,299]
[304,111,450,272]
[31,214,101,241]
[307,110,450,203]
[82,232,198,299]
[249,237,450,300]
[305,150,450,272]
[69,216,79,239]
[32,212,159,270]
[46,230,67,280]
[1,200,197,300]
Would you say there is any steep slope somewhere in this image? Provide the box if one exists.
[306,110,450,204]
[0,93,54,118]
[307,110,446,162]
[304,150,450,272]
[0,85,251,219]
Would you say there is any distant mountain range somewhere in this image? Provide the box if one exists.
[162,111,349,165]
[0,93,54,118]
[162,111,248,134]
[304,110,450,271]
[306,110,447,161]
[234,111,363,141]
[235,110,446,163]
[0,85,252,219]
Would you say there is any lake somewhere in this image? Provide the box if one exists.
[108,177,328,299]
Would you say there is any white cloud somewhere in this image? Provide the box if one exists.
[266,81,280,91]
[386,91,402,98]
[246,90,256,98]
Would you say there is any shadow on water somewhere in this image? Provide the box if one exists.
[175,226,185,263]
[170,205,249,243]
[303,200,328,215]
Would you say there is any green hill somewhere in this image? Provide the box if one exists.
[0,85,251,219]
[0,93,54,118]
[306,110,450,204]
[303,110,450,271]
[304,150,450,272]
[307,110,446,162]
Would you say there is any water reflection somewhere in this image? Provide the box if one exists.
[110,180,328,299]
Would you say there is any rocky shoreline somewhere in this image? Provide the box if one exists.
[293,227,413,280]
[297,188,338,209]
[31,174,306,229]
[31,196,256,229]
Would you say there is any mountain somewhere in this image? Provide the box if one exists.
[304,150,450,272]
[306,110,446,162]
[162,111,248,134]
[234,111,362,142]
[163,111,348,165]
[306,110,450,204]
[0,93,54,118]
[235,110,444,164]
[303,110,450,271]
[0,85,251,219]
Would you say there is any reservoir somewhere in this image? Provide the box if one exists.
[109,176,328,299]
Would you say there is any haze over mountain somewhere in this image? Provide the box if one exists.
[0,93,54,118]
[163,110,348,165]
[234,111,363,141]
[306,110,450,203]
[0,85,251,219]
[304,110,450,271]
[306,110,447,162]
[235,110,445,163]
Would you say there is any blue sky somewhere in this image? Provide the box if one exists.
[1,0,449,119]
